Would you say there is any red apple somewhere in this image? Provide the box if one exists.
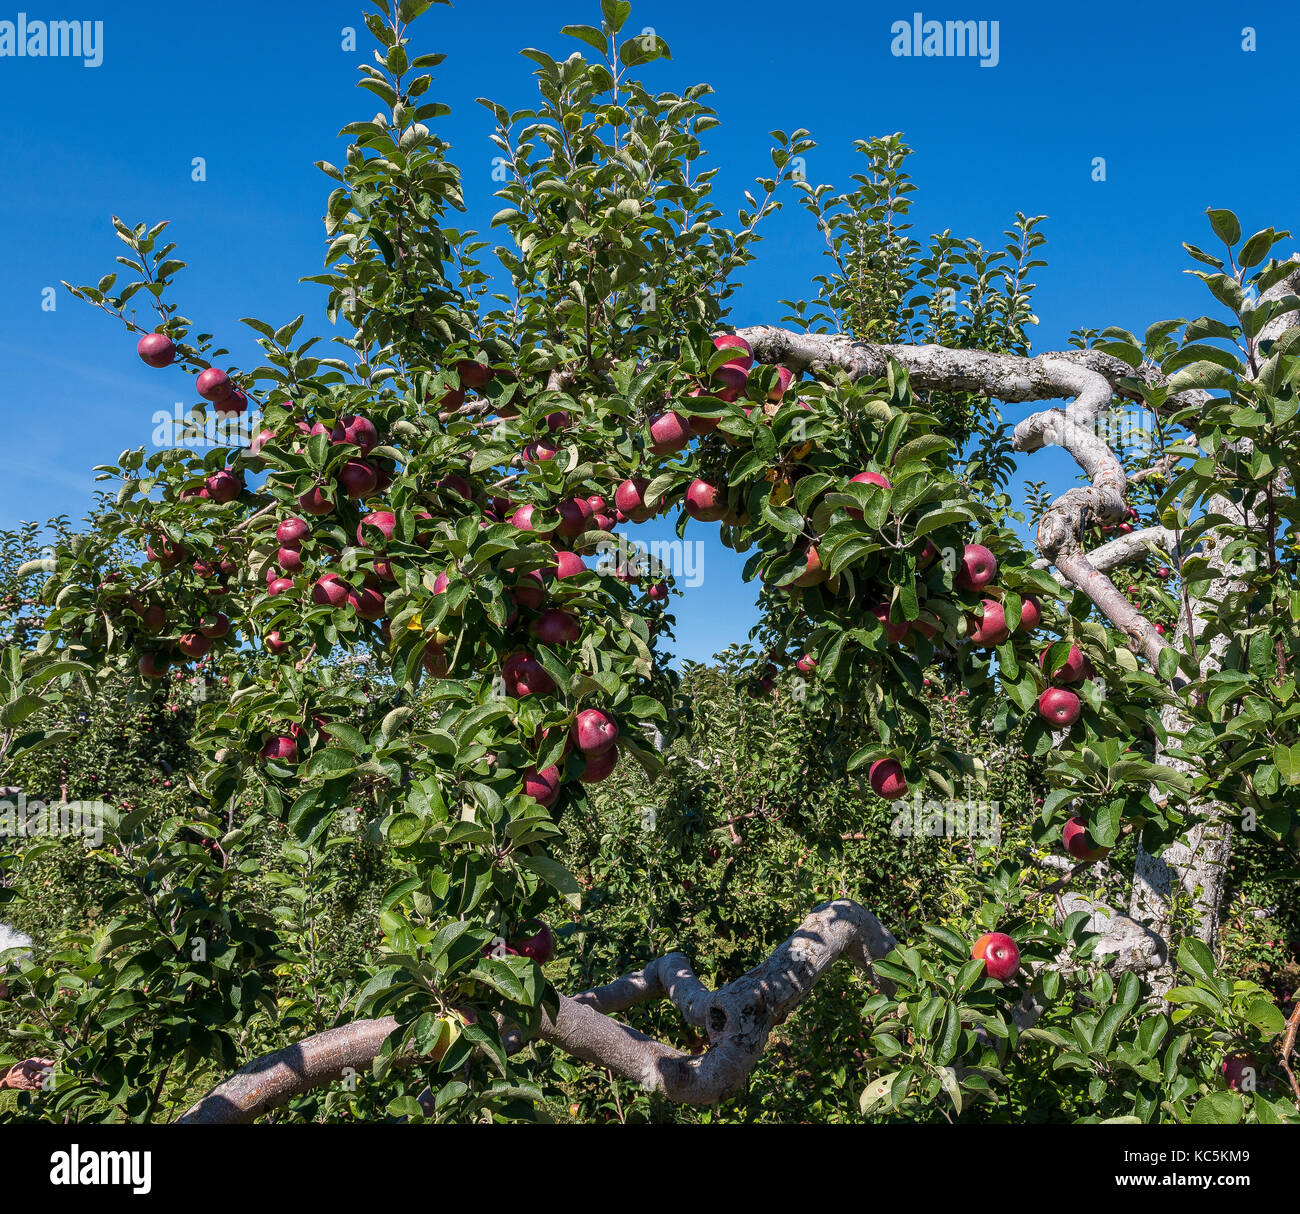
[513,923,555,964]
[648,412,691,455]
[796,654,818,675]
[137,332,176,368]
[501,652,555,698]
[684,478,727,522]
[873,603,910,644]
[556,497,593,538]
[198,612,230,640]
[277,517,310,546]
[138,651,171,679]
[968,599,1009,647]
[278,547,305,573]
[1038,687,1082,727]
[571,708,619,756]
[767,365,794,402]
[178,632,212,659]
[297,486,334,517]
[1040,644,1087,684]
[846,470,891,520]
[522,765,561,808]
[524,439,558,464]
[1062,817,1110,862]
[552,550,586,579]
[957,543,997,591]
[711,364,749,402]
[266,631,290,655]
[532,610,580,645]
[1018,595,1042,632]
[338,460,378,499]
[312,574,350,608]
[869,758,908,801]
[792,545,826,588]
[615,477,655,524]
[456,359,493,389]
[357,510,398,547]
[260,735,299,764]
[1221,1051,1258,1091]
[267,577,295,597]
[971,932,1020,981]
[330,413,378,453]
[196,367,233,401]
[713,333,753,370]
[205,469,242,504]
[346,577,386,620]
[579,747,619,783]
[422,641,448,677]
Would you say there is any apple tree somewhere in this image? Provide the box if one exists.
[2,0,1297,1124]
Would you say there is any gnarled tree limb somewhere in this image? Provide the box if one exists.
[178,900,897,1123]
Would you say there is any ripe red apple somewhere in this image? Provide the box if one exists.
[615,477,655,524]
[766,365,794,402]
[648,412,692,455]
[139,604,166,633]
[522,765,561,808]
[971,932,1020,982]
[205,469,242,504]
[1062,817,1110,862]
[267,577,295,597]
[709,364,749,403]
[277,517,310,546]
[297,485,334,517]
[873,603,910,644]
[792,545,826,588]
[685,478,727,522]
[1154,622,1166,635]
[501,652,555,698]
[524,438,558,464]
[796,654,818,675]
[260,735,299,764]
[1039,644,1087,684]
[330,413,378,453]
[552,550,586,580]
[869,758,908,800]
[508,503,552,539]
[713,333,753,370]
[1221,1051,1258,1091]
[178,632,212,659]
[1038,687,1082,727]
[198,612,229,640]
[338,460,378,499]
[138,651,171,679]
[196,367,233,401]
[278,546,305,573]
[579,747,619,783]
[556,497,593,538]
[513,923,555,964]
[137,332,176,368]
[511,570,547,611]
[456,359,493,389]
[571,708,619,756]
[846,470,891,521]
[1018,595,1042,632]
[957,543,997,591]
[532,610,580,645]
[347,577,386,620]
[312,573,350,608]
[968,599,1010,647]
[357,510,398,547]
[266,631,290,655]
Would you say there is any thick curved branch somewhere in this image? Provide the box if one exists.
[737,326,1175,663]
[179,900,898,1122]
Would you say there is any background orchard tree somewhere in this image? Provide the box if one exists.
[1,0,1297,1125]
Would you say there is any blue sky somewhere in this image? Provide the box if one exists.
[1,0,1295,663]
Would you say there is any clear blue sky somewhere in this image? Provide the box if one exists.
[1,0,1294,662]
